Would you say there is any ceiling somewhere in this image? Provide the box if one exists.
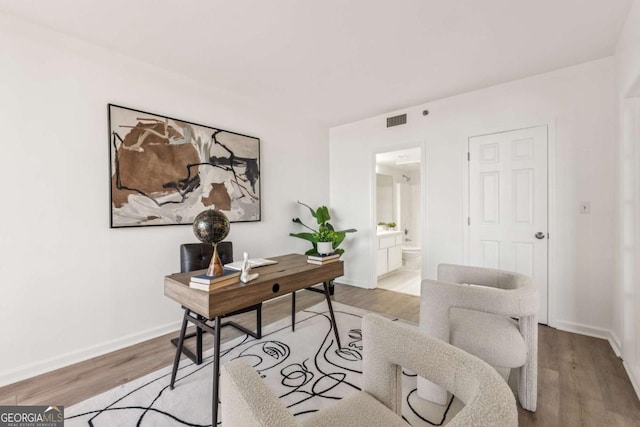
[0,0,632,127]
[376,148,421,171]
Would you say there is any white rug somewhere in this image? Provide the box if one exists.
[66,302,462,426]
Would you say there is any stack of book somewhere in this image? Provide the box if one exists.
[189,269,241,291]
[307,253,341,265]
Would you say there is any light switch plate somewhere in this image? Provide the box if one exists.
[580,201,591,214]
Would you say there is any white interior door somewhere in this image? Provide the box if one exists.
[469,126,548,324]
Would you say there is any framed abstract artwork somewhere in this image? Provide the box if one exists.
[108,104,260,228]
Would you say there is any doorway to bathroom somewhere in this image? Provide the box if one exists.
[374,147,423,295]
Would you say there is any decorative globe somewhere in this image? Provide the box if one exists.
[192,209,230,244]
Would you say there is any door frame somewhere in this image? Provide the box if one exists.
[620,90,640,386]
[370,141,426,289]
[462,119,557,326]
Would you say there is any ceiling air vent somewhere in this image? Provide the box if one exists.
[386,114,407,128]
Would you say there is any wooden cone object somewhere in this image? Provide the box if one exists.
[207,243,225,276]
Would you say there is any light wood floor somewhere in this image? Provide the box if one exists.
[1,284,639,425]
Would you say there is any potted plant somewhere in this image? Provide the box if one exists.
[377,221,397,231]
[316,226,337,255]
[290,201,357,255]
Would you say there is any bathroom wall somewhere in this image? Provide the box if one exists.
[376,163,421,245]
[376,164,404,227]
[399,169,421,246]
[375,173,394,224]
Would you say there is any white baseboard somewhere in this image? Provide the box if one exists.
[0,320,182,388]
[623,361,640,400]
[0,279,364,387]
[541,321,640,399]
[609,330,623,357]
[554,320,621,356]
[554,319,613,340]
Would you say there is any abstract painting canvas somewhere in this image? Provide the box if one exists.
[109,104,260,228]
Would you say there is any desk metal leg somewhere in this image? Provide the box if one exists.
[170,309,190,389]
[291,291,296,331]
[256,305,262,338]
[196,314,203,364]
[322,281,341,349]
[212,316,221,425]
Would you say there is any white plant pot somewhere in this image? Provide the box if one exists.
[317,242,333,255]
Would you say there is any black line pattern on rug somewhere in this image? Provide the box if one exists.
[407,391,455,426]
[65,308,450,426]
[277,309,362,415]
[65,310,337,426]
[65,332,256,426]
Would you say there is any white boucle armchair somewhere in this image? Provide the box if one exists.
[418,264,539,412]
[221,313,517,426]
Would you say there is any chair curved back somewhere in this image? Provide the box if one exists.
[419,263,539,412]
[180,242,233,273]
[363,314,518,426]
[221,314,518,426]
[438,263,535,291]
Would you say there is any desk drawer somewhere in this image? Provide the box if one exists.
[207,261,344,318]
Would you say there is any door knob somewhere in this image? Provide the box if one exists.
[535,232,545,240]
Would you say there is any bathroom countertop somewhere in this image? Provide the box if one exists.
[376,230,402,237]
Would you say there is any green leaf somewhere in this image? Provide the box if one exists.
[315,206,331,224]
[335,228,357,234]
[289,232,318,243]
[297,201,318,220]
[333,231,346,248]
[316,225,335,242]
[292,201,355,255]
[297,201,331,225]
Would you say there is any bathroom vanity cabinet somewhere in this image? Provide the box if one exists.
[376,230,403,276]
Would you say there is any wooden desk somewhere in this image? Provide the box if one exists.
[164,253,344,425]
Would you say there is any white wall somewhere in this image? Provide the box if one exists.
[0,14,329,385]
[330,58,617,336]
[615,0,640,397]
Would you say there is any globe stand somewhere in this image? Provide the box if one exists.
[207,243,225,277]
[192,209,230,276]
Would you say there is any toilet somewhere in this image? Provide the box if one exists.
[402,246,421,270]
